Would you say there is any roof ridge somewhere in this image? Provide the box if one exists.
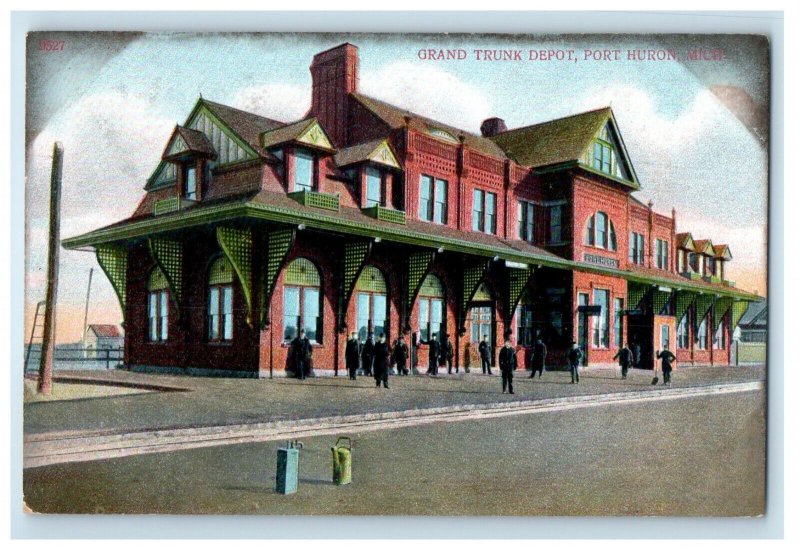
[493,106,612,138]
[200,98,286,127]
[352,92,482,138]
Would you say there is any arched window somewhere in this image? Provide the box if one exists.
[208,256,234,342]
[147,267,169,342]
[417,274,444,342]
[355,266,387,341]
[697,315,708,350]
[282,258,322,343]
[584,211,616,250]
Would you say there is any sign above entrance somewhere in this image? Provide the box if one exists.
[583,253,619,268]
[505,260,529,270]
[577,305,602,315]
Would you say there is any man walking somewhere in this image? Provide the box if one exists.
[392,333,409,376]
[478,334,492,375]
[568,341,583,384]
[427,336,441,376]
[613,342,633,379]
[498,339,516,394]
[345,331,360,380]
[373,333,390,388]
[656,345,677,386]
[442,333,456,374]
[291,328,312,380]
[361,332,375,377]
[529,336,547,379]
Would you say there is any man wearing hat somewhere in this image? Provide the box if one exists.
[373,333,390,388]
[345,330,360,380]
[361,332,375,377]
[290,328,312,380]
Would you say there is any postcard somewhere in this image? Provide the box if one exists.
[22,31,768,517]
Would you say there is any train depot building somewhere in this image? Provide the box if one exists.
[63,43,759,377]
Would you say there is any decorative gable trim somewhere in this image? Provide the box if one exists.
[296,120,334,150]
[368,140,400,169]
[581,112,640,187]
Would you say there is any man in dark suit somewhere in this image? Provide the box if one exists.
[498,339,517,394]
[568,341,584,384]
[427,336,441,376]
[613,342,633,379]
[290,328,312,380]
[373,334,390,388]
[345,331,360,380]
[361,332,375,377]
[392,333,410,376]
[442,333,456,374]
[478,334,492,375]
[529,337,547,379]
[656,345,677,386]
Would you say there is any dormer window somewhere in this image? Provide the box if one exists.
[294,149,315,192]
[365,166,382,207]
[184,164,197,201]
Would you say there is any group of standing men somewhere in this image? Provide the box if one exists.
[344,331,413,389]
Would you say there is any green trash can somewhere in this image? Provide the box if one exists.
[276,440,303,494]
[331,437,352,486]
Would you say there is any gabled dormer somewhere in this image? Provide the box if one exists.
[676,232,695,275]
[334,138,402,218]
[581,115,639,188]
[693,239,715,277]
[260,118,335,194]
[161,125,217,202]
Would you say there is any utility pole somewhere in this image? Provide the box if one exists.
[82,267,94,348]
[37,142,63,395]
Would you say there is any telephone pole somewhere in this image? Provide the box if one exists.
[37,142,63,395]
[82,267,94,347]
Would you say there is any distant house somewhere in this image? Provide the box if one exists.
[84,324,124,357]
[735,301,767,343]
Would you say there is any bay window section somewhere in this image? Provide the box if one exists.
[548,205,563,244]
[655,239,669,270]
[518,200,534,242]
[629,232,644,264]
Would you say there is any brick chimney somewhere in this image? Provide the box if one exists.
[480,117,507,137]
[309,43,358,147]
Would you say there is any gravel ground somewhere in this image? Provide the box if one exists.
[23,389,766,516]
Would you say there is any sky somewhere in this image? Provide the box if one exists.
[24,33,769,343]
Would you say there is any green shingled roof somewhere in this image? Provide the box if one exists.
[351,93,508,159]
[490,107,610,168]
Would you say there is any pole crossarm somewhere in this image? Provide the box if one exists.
[337,240,372,332]
[147,237,183,316]
[95,244,128,314]
[216,226,254,326]
[403,250,437,330]
[259,227,296,328]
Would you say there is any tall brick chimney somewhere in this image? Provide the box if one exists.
[309,43,358,147]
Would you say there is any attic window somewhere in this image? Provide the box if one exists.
[428,128,458,143]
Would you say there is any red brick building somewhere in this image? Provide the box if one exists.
[63,43,758,377]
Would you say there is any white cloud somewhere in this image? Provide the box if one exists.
[361,62,492,133]
[231,83,310,123]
